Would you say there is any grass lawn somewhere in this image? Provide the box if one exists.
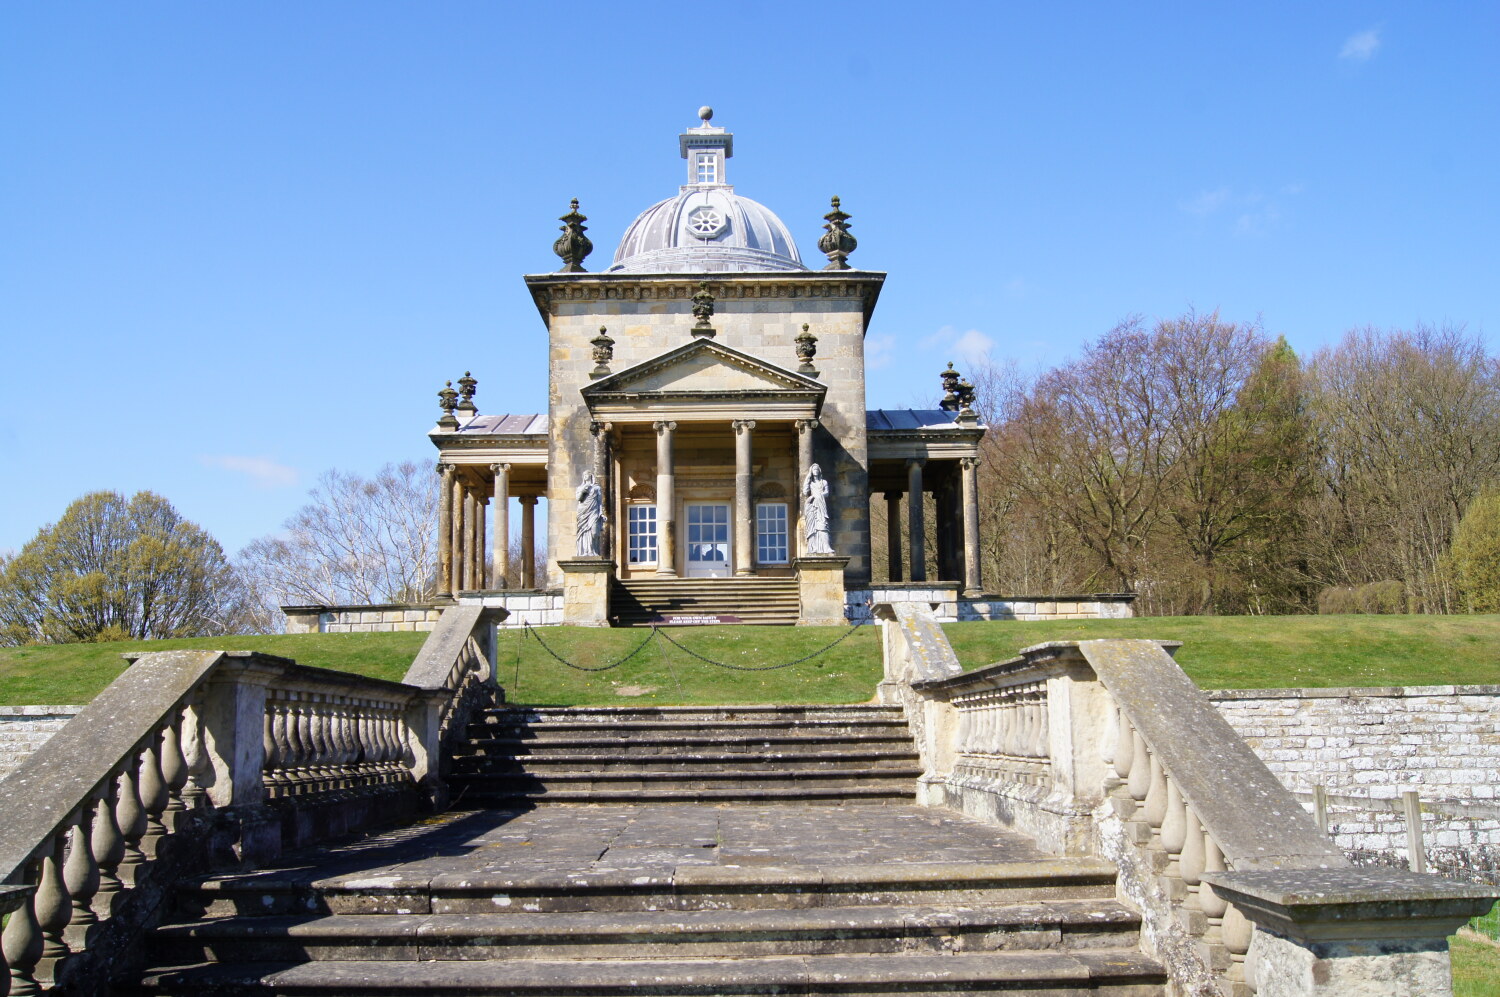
[0,613,1496,706]
[1453,926,1500,997]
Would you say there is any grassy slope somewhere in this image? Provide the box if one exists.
[1,614,1496,706]
[1454,929,1500,997]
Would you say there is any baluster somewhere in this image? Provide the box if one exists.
[35,832,71,962]
[2,866,44,997]
[1180,811,1207,920]
[1112,709,1134,783]
[115,754,149,884]
[90,777,125,918]
[294,699,316,791]
[1200,836,1229,928]
[181,699,208,809]
[266,701,289,798]
[1033,689,1049,760]
[1144,751,1168,831]
[63,800,100,931]
[1126,729,1150,809]
[1221,902,1253,986]
[956,702,972,753]
[160,711,188,815]
[1161,778,1187,880]
[337,702,357,785]
[138,729,170,849]
[312,699,335,792]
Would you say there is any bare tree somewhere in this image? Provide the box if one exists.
[239,462,440,622]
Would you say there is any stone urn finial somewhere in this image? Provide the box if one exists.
[437,381,460,430]
[456,371,478,415]
[552,198,593,273]
[590,326,615,379]
[691,281,717,337]
[795,323,819,375]
[939,362,962,412]
[818,195,857,271]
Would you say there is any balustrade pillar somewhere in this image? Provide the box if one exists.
[519,496,537,588]
[906,459,926,582]
[733,420,756,576]
[63,803,100,931]
[654,421,677,576]
[884,491,902,581]
[490,464,510,588]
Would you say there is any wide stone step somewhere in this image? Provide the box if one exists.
[149,900,1143,964]
[448,785,918,806]
[456,736,919,757]
[480,705,903,720]
[448,773,921,796]
[135,949,1166,994]
[183,860,1120,919]
[467,720,911,740]
[450,751,921,773]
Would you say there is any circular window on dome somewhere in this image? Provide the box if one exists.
[686,205,728,240]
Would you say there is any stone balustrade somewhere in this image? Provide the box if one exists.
[874,602,1499,996]
[0,604,503,995]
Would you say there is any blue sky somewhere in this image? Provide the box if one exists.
[2,3,1496,556]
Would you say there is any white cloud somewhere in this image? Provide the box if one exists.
[1340,27,1381,62]
[200,455,299,489]
[1180,187,1231,216]
[865,333,897,370]
[919,325,994,365]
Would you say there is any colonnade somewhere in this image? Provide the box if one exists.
[882,456,982,592]
[436,464,537,597]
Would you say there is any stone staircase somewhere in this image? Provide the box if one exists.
[610,577,801,626]
[124,704,1168,994]
[447,705,922,805]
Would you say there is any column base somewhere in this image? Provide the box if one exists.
[558,558,615,627]
[795,555,850,626]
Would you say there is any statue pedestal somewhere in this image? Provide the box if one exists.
[795,555,849,626]
[558,558,614,627]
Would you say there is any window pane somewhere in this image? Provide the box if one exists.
[756,502,788,564]
[628,505,657,564]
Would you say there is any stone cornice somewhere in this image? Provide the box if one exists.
[523,271,887,326]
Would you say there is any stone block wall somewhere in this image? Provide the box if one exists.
[846,589,1136,624]
[1208,685,1500,863]
[283,604,445,634]
[458,591,564,628]
[0,706,82,779]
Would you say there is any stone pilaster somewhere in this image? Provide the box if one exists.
[490,464,510,589]
[733,419,756,576]
[961,457,981,594]
[906,458,926,583]
[436,465,454,598]
[884,491,903,582]
[654,421,677,577]
[519,496,537,589]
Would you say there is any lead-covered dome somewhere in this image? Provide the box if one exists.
[608,109,807,274]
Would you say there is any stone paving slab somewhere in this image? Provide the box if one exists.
[201,805,1057,892]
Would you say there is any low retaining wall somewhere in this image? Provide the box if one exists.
[1208,685,1500,867]
[284,593,563,633]
[845,587,1136,624]
[0,706,83,779]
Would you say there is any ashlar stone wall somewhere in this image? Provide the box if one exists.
[0,706,82,779]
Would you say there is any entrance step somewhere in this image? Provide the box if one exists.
[611,577,802,626]
[450,705,919,805]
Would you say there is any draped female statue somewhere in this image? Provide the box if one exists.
[802,463,835,555]
[575,471,605,557]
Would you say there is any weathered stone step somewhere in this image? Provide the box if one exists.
[478,705,902,722]
[135,949,1166,994]
[448,785,918,805]
[150,899,1143,964]
[450,766,921,788]
[451,751,920,773]
[184,860,1120,919]
[467,720,911,740]
[456,736,919,756]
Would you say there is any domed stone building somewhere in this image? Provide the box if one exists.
[423,111,1000,627]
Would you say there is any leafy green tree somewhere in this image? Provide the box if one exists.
[1448,488,1500,613]
[0,491,254,645]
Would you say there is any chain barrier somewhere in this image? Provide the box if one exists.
[515,620,865,674]
[521,622,657,672]
[653,621,863,671]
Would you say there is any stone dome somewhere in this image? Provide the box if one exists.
[607,111,807,274]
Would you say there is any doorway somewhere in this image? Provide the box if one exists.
[684,503,731,577]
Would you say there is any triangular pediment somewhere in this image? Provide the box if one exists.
[583,339,825,398]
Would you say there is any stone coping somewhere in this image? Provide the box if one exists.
[1207,684,1500,699]
[0,705,85,715]
[0,884,33,915]
[282,602,445,613]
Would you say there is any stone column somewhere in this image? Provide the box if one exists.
[654,421,677,577]
[461,488,476,592]
[449,472,466,594]
[519,496,537,589]
[436,464,454,598]
[490,463,510,589]
[907,458,926,583]
[473,496,486,590]
[961,457,981,594]
[884,491,903,582]
[795,419,818,555]
[733,419,756,576]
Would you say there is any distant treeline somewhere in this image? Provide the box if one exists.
[914,314,1499,616]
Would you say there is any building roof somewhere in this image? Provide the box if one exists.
[866,409,980,431]
[439,413,548,436]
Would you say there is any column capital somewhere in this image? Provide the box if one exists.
[883,490,902,502]
[653,420,677,435]
[589,420,614,436]
[960,456,981,471]
[518,495,538,507]
[437,462,455,478]
[489,462,512,474]
[732,419,757,434]
[906,457,928,469]
[795,418,819,433]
